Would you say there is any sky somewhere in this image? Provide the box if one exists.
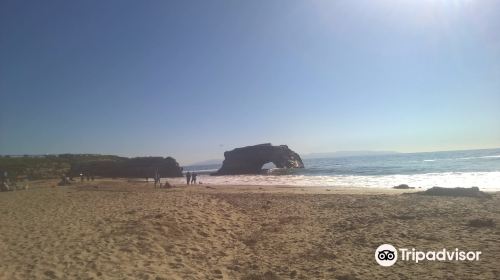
[1,0,499,165]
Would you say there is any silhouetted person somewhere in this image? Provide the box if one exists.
[154,169,160,188]
[0,171,6,185]
[191,172,197,184]
[186,172,191,185]
[80,173,84,182]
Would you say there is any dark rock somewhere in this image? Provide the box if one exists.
[393,184,414,189]
[413,186,491,198]
[467,218,495,228]
[69,157,183,178]
[336,273,360,280]
[213,143,304,175]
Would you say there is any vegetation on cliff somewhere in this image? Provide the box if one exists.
[0,154,182,179]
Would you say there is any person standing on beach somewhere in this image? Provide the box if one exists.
[154,169,160,188]
[191,172,197,184]
[186,172,191,185]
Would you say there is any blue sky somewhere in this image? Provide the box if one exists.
[1,0,499,164]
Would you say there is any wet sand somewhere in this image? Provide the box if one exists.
[0,179,498,279]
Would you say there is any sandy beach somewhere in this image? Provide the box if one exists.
[0,179,498,280]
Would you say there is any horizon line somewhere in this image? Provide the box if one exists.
[3,146,499,166]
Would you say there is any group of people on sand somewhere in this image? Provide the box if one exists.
[79,173,94,182]
[153,169,171,188]
[1,171,30,191]
[0,171,11,192]
[185,172,197,185]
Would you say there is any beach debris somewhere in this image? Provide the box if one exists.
[413,187,491,198]
[393,184,414,189]
[213,143,304,175]
[467,218,496,228]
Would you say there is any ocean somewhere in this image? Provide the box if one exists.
[178,148,500,190]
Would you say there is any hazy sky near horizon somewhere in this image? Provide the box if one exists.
[1,0,499,164]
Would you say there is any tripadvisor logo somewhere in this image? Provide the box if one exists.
[375,244,482,266]
[375,244,398,266]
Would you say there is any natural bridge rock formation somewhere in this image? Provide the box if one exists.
[213,143,304,175]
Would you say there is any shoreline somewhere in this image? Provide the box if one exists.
[164,171,500,191]
[16,178,500,194]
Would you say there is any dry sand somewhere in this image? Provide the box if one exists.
[0,179,499,280]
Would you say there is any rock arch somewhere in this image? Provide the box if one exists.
[213,143,304,175]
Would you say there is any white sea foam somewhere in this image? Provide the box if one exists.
[165,171,500,191]
[482,155,500,158]
[423,155,500,161]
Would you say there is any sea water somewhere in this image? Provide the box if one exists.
[178,148,500,190]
